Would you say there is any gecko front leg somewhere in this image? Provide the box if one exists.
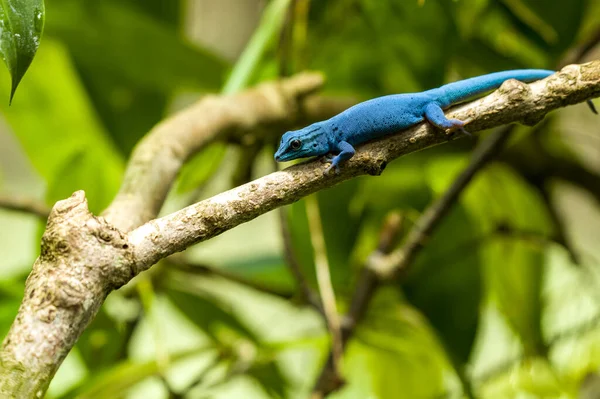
[324,140,355,175]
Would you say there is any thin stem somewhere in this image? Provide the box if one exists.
[305,196,344,373]
[382,126,515,279]
[344,212,404,333]
[167,255,295,299]
[277,207,323,310]
[311,126,516,397]
[0,195,50,219]
[312,212,404,397]
[136,278,170,372]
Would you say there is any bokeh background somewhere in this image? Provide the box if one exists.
[1,0,600,398]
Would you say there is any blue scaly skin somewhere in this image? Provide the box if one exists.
[274,70,557,174]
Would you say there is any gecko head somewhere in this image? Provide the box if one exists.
[274,122,330,162]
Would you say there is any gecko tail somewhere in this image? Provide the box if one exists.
[432,69,555,108]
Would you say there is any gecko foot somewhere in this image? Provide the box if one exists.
[324,164,340,176]
[320,154,334,164]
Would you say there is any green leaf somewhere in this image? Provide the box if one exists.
[471,7,549,68]
[463,164,552,354]
[46,0,226,93]
[52,0,207,156]
[176,143,228,193]
[45,149,121,214]
[500,0,585,57]
[451,0,490,38]
[75,308,131,373]
[166,285,261,345]
[120,0,181,28]
[361,154,481,366]
[317,180,365,291]
[165,281,290,398]
[309,0,452,95]
[479,358,566,398]
[0,278,24,340]
[403,203,483,365]
[0,38,124,213]
[222,0,292,94]
[335,289,448,399]
[485,239,545,355]
[246,360,288,399]
[0,0,44,102]
[65,346,212,399]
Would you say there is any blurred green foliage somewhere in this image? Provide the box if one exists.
[1,0,600,398]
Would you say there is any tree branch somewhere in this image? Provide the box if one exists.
[128,61,600,271]
[0,61,599,397]
[0,195,50,219]
[102,72,349,232]
[375,125,515,279]
[0,74,347,397]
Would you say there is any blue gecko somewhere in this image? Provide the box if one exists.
[275,70,561,174]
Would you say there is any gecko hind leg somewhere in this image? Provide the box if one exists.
[424,102,471,137]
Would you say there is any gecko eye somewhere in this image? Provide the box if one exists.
[290,139,302,150]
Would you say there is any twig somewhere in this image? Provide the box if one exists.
[277,208,322,309]
[311,212,404,398]
[381,125,515,278]
[537,186,580,265]
[166,255,295,299]
[311,126,516,397]
[137,278,170,372]
[0,195,50,219]
[175,353,223,397]
[561,26,600,66]
[115,292,142,362]
[345,212,404,333]
[305,196,343,378]
[503,142,600,209]
[231,142,263,187]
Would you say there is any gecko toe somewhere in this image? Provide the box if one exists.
[324,164,340,176]
[320,154,334,164]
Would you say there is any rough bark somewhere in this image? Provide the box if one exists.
[0,61,599,398]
